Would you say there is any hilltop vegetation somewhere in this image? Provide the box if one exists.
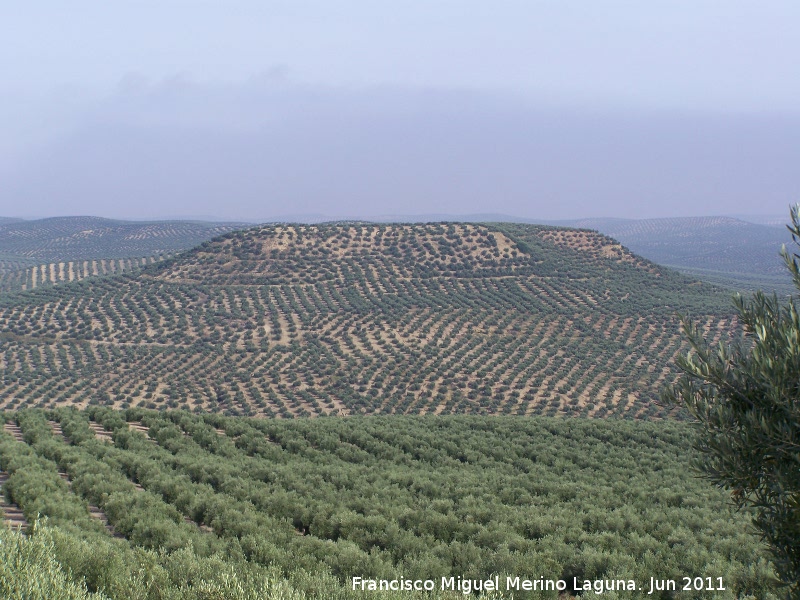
[0,222,733,418]
[0,216,248,294]
[0,409,778,599]
[556,216,791,293]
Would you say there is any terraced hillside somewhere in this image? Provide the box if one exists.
[554,216,792,293]
[0,222,734,418]
[0,216,248,294]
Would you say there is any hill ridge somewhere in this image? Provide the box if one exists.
[549,215,792,293]
[0,222,733,420]
[0,216,249,262]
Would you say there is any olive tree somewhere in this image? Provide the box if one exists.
[663,206,800,597]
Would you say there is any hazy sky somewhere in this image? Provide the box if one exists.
[2,1,799,220]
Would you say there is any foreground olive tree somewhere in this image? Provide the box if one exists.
[663,207,800,597]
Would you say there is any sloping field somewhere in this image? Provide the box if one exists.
[0,255,168,294]
[554,216,792,293]
[0,408,778,599]
[0,216,249,295]
[0,254,40,290]
[0,216,248,262]
[0,222,734,418]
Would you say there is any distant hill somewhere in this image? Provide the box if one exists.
[547,216,793,294]
[0,222,733,419]
[3,213,788,294]
[246,213,795,294]
[731,214,788,227]
[0,216,249,294]
[0,216,248,262]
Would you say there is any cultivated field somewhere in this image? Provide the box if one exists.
[0,216,248,262]
[0,216,248,295]
[0,222,735,418]
[0,408,778,599]
[555,216,792,294]
[0,255,167,294]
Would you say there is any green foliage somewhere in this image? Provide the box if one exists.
[1,409,781,598]
[0,522,108,600]
[663,207,800,597]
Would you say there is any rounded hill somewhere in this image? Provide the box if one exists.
[0,222,734,419]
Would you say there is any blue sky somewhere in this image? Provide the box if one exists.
[1,1,799,220]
